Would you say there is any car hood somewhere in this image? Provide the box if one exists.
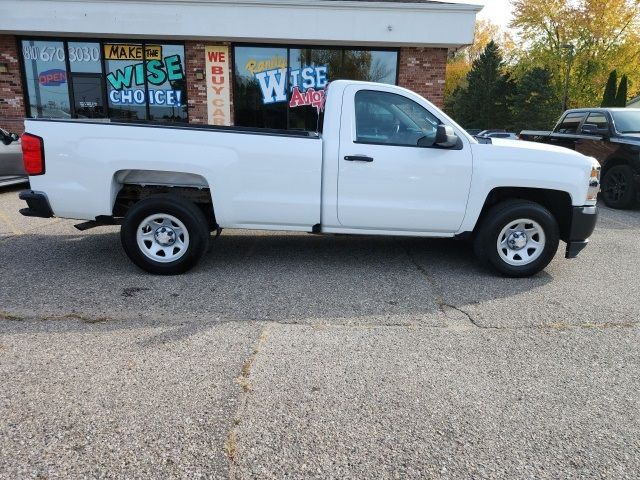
[489,137,586,157]
[614,133,640,144]
[471,137,598,171]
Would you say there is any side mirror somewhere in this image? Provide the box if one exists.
[434,125,459,148]
[581,123,602,136]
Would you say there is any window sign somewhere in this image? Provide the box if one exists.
[148,44,187,121]
[205,45,231,126]
[68,41,102,73]
[233,45,398,131]
[105,42,187,121]
[104,44,163,61]
[21,39,188,123]
[234,46,288,129]
[21,40,71,118]
[253,63,328,111]
[105,44,147,121]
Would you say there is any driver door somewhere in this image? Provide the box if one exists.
[337,85,473,233]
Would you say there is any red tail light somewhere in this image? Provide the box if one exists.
[21,133,45,176]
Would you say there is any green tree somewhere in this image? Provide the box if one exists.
[511,0,640,108]
[602,70,618,107]
[445,41,514,129]
[616,74,629,106]
[510,67,561,132]
[445,20,516,101]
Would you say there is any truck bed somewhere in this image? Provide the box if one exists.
[24,118,324,230]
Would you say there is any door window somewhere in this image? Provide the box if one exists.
[555,112,586,134]
[72,76,106,118]
[354,90,440,147]
[585,112,609,130]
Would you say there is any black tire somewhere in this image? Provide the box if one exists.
[601,165,639,209]
[120,194,210,275]
[474,200,560,278]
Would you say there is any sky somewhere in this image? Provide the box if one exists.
[447,0,515,31]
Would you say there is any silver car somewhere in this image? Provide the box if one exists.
[0,127,26,187]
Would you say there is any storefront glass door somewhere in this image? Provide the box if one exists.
[71,75,106,118]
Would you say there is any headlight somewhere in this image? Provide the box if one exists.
[587,166,601,201]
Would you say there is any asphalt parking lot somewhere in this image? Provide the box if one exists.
[1,184,639,479]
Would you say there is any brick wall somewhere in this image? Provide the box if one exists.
[185,41,233,125]
[397,47,448,108]
[0,35,26,134]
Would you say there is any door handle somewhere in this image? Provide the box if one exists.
[344,155,374,162]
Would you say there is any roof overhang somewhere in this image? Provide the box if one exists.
[0,0,482,48]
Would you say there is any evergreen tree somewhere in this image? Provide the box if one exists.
[616,75,629,107]
[601,70,618,107]
[444,41,513,129]
[510,67,561,133]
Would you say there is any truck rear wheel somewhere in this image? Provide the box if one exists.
[474,200,559,277]
[120,195,210,275]
[601,165,638,209]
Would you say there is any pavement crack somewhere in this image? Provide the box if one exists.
[441,303,489,329]
[226,324,271,479]
[401,242,484,329]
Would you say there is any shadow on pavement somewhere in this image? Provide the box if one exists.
[1,229,553,325]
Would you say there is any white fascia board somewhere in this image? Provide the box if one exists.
[0,0,482,47]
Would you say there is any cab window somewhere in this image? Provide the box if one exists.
[555,112,587,134]
[585,112,609,131]
[354,90,440,147]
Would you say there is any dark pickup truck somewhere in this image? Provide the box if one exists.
[520,108,640,209]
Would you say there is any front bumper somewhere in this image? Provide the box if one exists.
[19,190,54,218]
[565,205,598,258]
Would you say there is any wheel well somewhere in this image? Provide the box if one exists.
[113,184,216,229]
[601,157,629,178]
[477,187,572,240]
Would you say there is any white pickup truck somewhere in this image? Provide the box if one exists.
[19,80,600,277]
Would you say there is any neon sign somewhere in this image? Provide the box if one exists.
[39,69,67,86]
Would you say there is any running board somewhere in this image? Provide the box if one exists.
[74,216,120,231]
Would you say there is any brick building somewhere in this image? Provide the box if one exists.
[0,0,479,134]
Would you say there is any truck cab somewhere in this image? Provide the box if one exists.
[521,108,640,209]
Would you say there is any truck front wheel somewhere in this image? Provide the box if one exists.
[120,195,210,275]
[601,165,638,209]
[474,200,560,277]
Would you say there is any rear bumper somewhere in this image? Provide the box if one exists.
[19,190,54,218]
[565,205,598,259]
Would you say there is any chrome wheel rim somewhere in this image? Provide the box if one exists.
[136,213,190,263]
[497,218,546,266]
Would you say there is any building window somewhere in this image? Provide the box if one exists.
[233,45,398,131]
[20,39,187,123]
[234,46,288,130]
[21,39,71,118]
[69,41,106,118]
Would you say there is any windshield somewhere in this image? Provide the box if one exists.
[612,110,640,134]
